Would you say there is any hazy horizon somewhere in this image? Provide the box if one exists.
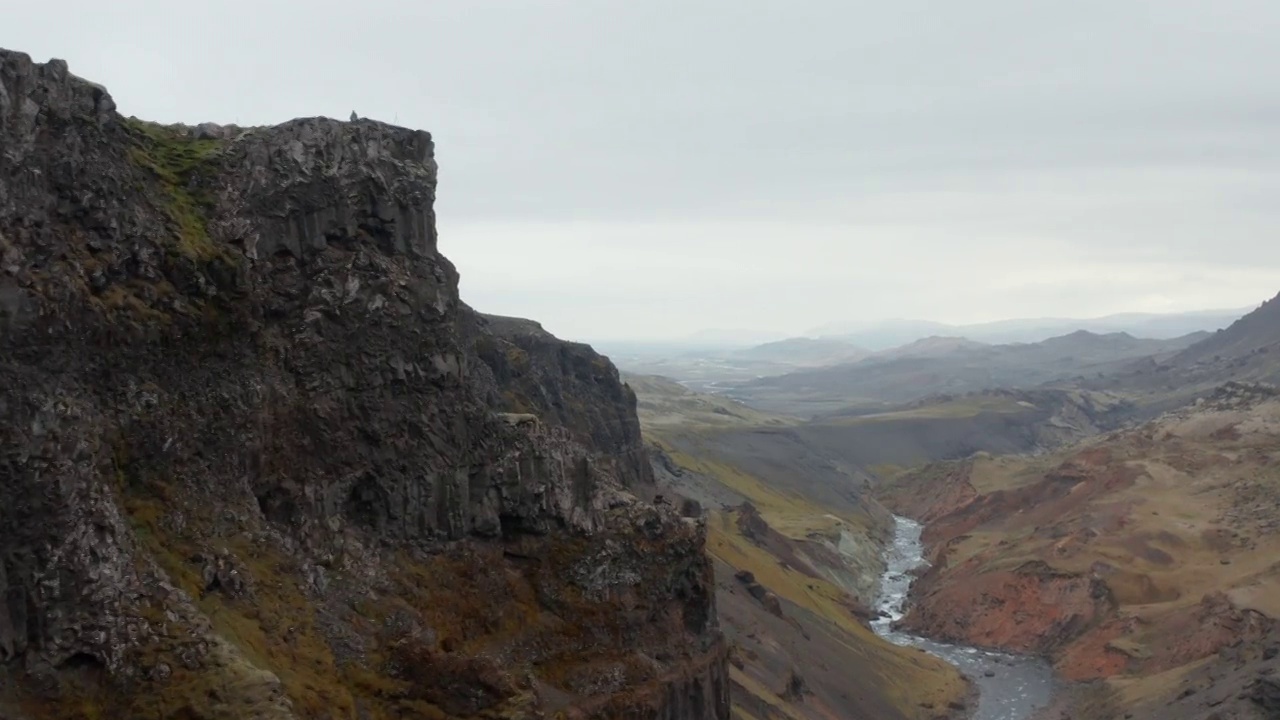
[9,1,1280,342]
[580,303,1259,347]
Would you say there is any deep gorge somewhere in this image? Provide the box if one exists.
[872,515,1056,720]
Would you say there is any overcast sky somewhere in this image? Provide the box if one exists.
[7,1,1280,341]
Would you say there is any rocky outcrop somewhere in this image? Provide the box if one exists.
[1254,675,1280,716]
[0,49,726,719]
[876,459,978,525]
[899,558,1116,657]
[734,503,770,544]
[732,571,783,618]
[1102,627,1280,720]
[471,312,653,489]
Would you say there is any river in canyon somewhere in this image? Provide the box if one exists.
[871,516,1056,720]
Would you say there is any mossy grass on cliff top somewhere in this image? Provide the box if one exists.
[124,118,229,262]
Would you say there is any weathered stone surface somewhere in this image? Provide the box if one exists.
[1254,675,1280,715]
[473,311,654,489]
[0,48,726,719]
[735,502,770,544]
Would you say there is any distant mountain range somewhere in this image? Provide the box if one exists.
[732,335,990,367]
[1080,292,1280,411]
[1170,294,1280,370]
[731,337,869,366]
[724,329,1212,415]
[724,293,1280,417]
[590,308,1251,363]
[869,336,988,360]
[598,302,1274,408]
[803,308,1250,350]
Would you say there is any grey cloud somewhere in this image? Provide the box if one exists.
[6,0,1279,339]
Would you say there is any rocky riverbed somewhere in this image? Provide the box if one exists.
[872,516,1057,720]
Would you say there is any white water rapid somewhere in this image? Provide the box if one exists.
[871,516,1056,720]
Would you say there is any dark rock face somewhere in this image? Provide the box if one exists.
[780,669,807,702]
[735,502,771,544]
[732,570,783,619]
[471,311,653,490]
[1254,676,1280,716]
[0,49,726,719]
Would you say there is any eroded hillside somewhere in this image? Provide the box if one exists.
[877,381,1280,720]
[0,50,726,719]
[632,375,970,720]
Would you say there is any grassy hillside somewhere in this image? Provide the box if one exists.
[632,376,970,720]
[874,382,1280,720]
[788,388,1133,473]
[628,374,798,430]
[675,451,969,720]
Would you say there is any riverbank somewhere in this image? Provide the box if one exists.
[873,516,1057,720]
[874,391,1280,720]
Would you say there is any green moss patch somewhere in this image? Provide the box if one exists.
[125,119,228,262]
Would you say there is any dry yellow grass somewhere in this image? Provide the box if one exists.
[730,667,804,720]
[709,514,966,718]
[907,395,1280,706]
[730,705,770,720]
[1110,657,1213,708]
[629,374,798,431]
[658,442,868,536]
[637,372,968,718]
[827,394,1029,426]
[968,453,1056,494]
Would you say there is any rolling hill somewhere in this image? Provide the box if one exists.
[731,337,868,366]
[806,308,1248,349]
[726,330,1207,416]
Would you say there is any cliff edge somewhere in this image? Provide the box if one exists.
[0,49,727,719]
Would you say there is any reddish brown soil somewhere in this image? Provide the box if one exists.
[902,560,1114,659]
[879,391,1280,718]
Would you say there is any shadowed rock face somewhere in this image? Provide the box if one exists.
[472,312,654,490]
[0,49,726,719]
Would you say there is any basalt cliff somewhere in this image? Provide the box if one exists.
[0,49,727,719]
